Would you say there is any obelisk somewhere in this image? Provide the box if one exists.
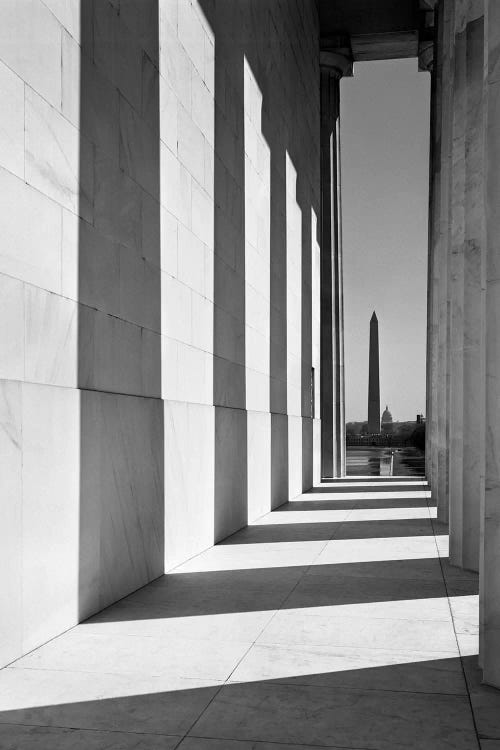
[368,311,380,434]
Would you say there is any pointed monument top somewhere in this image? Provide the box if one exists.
[371,311,378,322]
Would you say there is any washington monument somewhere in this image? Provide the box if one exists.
[368,311,380,434]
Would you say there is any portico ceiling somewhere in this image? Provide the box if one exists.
[319,0,435,63]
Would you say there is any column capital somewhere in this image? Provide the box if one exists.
[320,50,353,78]
[418,40,434,72]
[418,4,436,72]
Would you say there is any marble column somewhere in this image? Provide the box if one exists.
[481,0,500,688]
[319,51,350,478]
[448,1,467,565]
[460,4,485,573]
[423,28,440,493]
[435,0,456,524]
[433,0,485,568]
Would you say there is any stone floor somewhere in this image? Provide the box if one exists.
[1,478,498,749]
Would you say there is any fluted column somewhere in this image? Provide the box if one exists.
[320,51,350,478]
[434,0,456,524]
[481,0,500,688]
[461,5,485,572]
[445,0,485,574]
[424,18,440,494]
[448,0,467,563]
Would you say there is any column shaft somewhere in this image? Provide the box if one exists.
[448,2,467,565]
[336,117,346,477]
[320,69,345,478]
[482,0,500,688]
[437,0,485,574]
[436,0,456,524]
[426,52,440,490]
[461,9,485,573]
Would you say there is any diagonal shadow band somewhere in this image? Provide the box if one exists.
[0,657,484,748]
[77,555,478,621]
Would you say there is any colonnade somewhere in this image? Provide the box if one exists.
[320,0,500,689]
[319,50,350,479]
[427,0,500,688]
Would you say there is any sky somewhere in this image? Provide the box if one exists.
[340,58,430,423]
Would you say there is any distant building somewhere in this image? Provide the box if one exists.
[381,405,393,434]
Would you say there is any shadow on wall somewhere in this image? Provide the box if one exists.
[74,0,321,617]
[77,1,164,620]
[198,0,320,540]
[209,2,248,541]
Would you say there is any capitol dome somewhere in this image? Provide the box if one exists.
[381,405,393,433]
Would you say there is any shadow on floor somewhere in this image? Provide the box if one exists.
[0,657,481,749]
[217,518,447,544]
[0,480,490,750]
[279,497,433,510]
[311,482,428,494]
[75,557,470,620]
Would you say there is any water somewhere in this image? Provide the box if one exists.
[346,446,425,477]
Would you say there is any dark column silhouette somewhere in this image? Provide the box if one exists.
[368,311,380,434]
[320,55,348,478]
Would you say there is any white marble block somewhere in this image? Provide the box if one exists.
[25,87,93,222]
[22,383,80,654]
[0,0,62,109]
[215,406,248,541]
[0,275,24,381]
[24,286,78,389]
[164,400,215,570]
[288,414,303,500]
[0,60,24,179]
[0,167,61,292]
[247,410,272,522]
[80,390,164,614]
[0,380,22,666]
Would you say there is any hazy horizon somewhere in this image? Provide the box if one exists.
[341,59,430,423]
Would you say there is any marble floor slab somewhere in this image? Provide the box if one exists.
[171,540,328,572]
[0,724,182,750]
[229,643,466,694]
[0,668,221,735]
[190,681,477,749]
[281,496,431,510]
[256,608,458,652]
[82,604,276,643]
[449,594,480,634]
[303,490,431,503]
[12,628,252,681]
[0,478,487,749]
[312,535,439,563]
[177,740,357,750]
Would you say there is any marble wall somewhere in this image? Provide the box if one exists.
[161,0,321,556]
[0,0,164,667]
[0,0,322,666]
[159,0,216,565]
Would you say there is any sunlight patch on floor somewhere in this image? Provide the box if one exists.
[0,478,482,749]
